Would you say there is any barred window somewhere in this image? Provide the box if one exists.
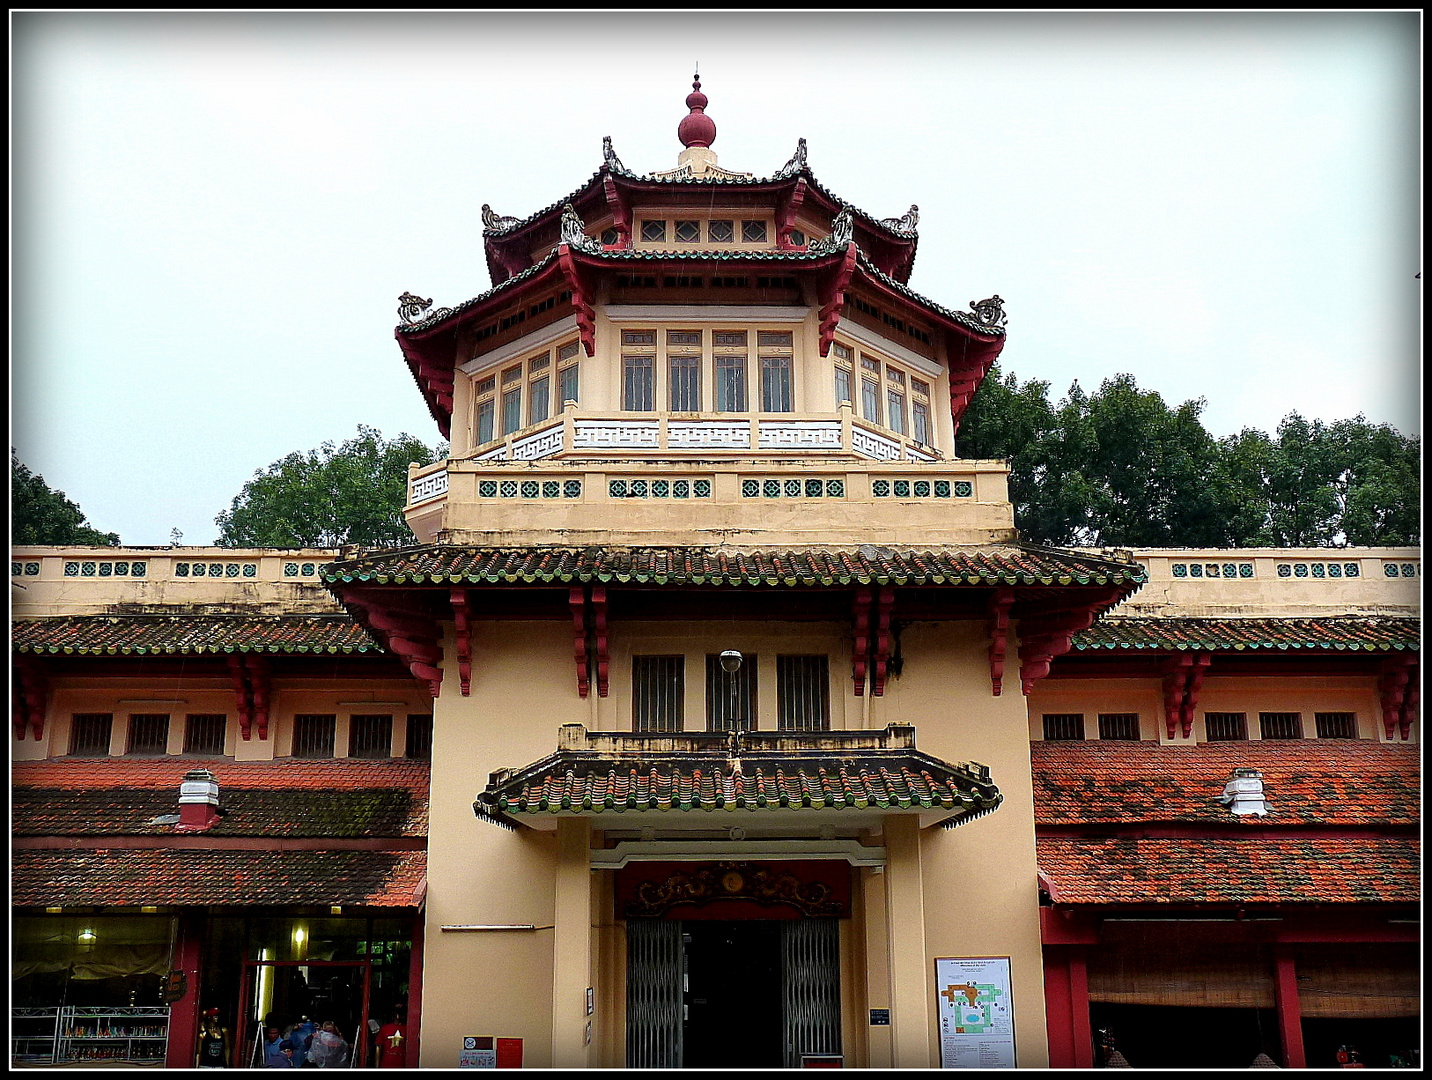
[292,714,336,758]
[349,714,394,759]
[777,656,829,731]
[1205,712,1248,742]
[623,354,655,411]
[708,220,734,243]
[1315,712,1358,739]
[633,656,685,732]
[707,654,758,731]
[674,220,700,243]
[69,713,113,756]
[1259,712,1303,740]
[1042,713,1085,741]
[1097,713,1140,741]
[184,714,227,756]
[126,714,170,755]
[405,714,434,760]
[912,400,930,445]
[641,220,667,242]
[668,330,702,412]
[741,220,768,243]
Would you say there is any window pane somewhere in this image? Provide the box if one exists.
[623,355,654,411]
[742,220,767,243]
[1205,713,1247,741]
[502,388,522,434]
[861,379,881,424]
[476,399,495,445]
[405,714,434,760]
[706,655,757,731]
[559,363,580,408]
[69,713,113,756]
[641,220,666,242]
[1097,713,1140,740]
[674,220,700,243]
[831,342,853,362]
[777,656,828,731]
[757,331,793,348]
[1042,713,1085,741]
[292,714,336,758]
[912,401,930,445]
[529,376,550,426]
[761,355,793,412]
[669,354,701,411]
[349,715,393,759]
[558,341,581,362]
[715,355,747,412]
[834,366,852,405]
[501,365,522,385]
[887,390,906,434]
[633,656,685,732]
[127,714,170,755]
[1259,712,1303,740]
[184,714,227,756]
[708,220,734,243]
[1314,712,1357,739]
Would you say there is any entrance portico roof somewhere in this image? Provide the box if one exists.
[473,723,1002,832]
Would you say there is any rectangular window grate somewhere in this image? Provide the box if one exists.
[292,714,336,758]
[348,714,393,759]
[184,714,227,756]
[623,354,655,411]
[761,354,793,413]
[405,714,434,760]
[1314,712,1357,739]
[1097,713,1140,741]
[126,714,170,755]
[715,354,747,412]
[707,654,758,731]
[1205,712,1248,741]
[1259,712,1303,740]
[633,656,685,732]
[777,656,829,731]
[1042,713,1085,741]
[69,713,113,756]
[668,353,701,411]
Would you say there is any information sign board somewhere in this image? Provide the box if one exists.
[459,1036,496,1068]
[935,956,1016,1068]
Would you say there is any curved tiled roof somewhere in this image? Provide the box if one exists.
[12,615,379,656]
[1071,616,1420,653]
[1036,835,1419,905]
[11,848,426,908]
[322,544,1146,589]
[1031,741,1419,826]
[853,248,1004,338]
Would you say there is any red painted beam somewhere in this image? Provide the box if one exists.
[166,912,204,1068]
[1042,947,1077,1069]
[405,910,425,1067]
[1272,947,1306,1068]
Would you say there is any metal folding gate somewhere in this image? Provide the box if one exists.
[781,918,842,1068]
[626,919,683,1068]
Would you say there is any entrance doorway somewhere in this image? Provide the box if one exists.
[626,917,841,1069]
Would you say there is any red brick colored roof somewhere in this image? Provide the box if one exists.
[12,615,378,656]
[325,544,1145,589]
[11,848,426,908]
[12,759,429,837]
[1031,741,1418,826]
[1071,616,1419,653]
[1036,835,1419,905]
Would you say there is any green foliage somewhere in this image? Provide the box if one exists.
[214,426,446,549]
[958,366,1419,548]
[10,450,120,546]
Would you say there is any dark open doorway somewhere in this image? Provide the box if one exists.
[682,921,783,1068]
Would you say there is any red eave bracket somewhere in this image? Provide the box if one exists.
[775,178,808,251]
[12,658,48,741]
[871,586,895,696]
[569,587,591,698]
[852,587,872,696]
[1161,653,1210,738]
[602,173,633,249]
[227,655,272,740]
[556,245,597,357]
[1017,600,1106,695]
[592,586,610,698]
[1378,655,1418,740]
[566,585,609,697]
[450,589,473,696]
[816,244,859,358]
[987,587,1014,696]
[347,595,444,698]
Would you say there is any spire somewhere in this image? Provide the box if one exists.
[677,72,716,149]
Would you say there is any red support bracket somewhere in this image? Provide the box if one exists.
[556,246,598,357]
[228,655,254,740]
[245,655,272,740]
[871,586,895,696]
[1181,654,1210,738]
[348,595,444,698]
[591,586,609,698]
[1161,656,1191,739]
[852,588,872,696]
[602,174,633,249]
[816,243,858,357]
[775,178,808,250]
[1399,664,1418,740]
[1017,601,1104,696]
[987,587,1014,696]
[569,586,591,698]
[450,588,473,696]
[12,658,49,741]
[1378,655,1416,740]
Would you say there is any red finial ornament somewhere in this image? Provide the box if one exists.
[678,72,716,149]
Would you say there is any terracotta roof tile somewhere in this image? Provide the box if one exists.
[1071,616,1419,653]
[1031,741,1418,826]
[11,848,425,908]
[1037,835,1419,905]
[12,615,378,656]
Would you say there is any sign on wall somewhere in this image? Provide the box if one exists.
[459,1036,496,1068]
[935,956,1016,1069]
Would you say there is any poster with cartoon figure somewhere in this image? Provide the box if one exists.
[935,956,1015,1068]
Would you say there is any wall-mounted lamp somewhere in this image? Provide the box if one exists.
[77,928,97,943]
[718,650,743,673]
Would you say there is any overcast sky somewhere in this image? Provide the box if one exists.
[11,12,1421,547]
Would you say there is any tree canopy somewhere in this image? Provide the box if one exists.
[11,451,120,546]
[957,366,1419,548]
[214,426,445,549]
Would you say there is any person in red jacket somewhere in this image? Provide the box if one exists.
[375,1012,407,1068]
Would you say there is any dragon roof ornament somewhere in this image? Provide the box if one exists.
[398,292,433,325]
[880,204,919,236]
[481,203,522,233]
[807,206,855,256]
[969,295,1008,329]
[773,137,808,180]
[557,203,602,255]
[602,135,627,174]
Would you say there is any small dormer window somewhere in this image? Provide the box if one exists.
[709,220,734,243]
[742,220,768,243]
[600,227,619,246]
[641,220,667,242]
[674,220,701,243]
[788,228,806,247]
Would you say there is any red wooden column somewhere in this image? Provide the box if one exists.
[405,911,425,1067]
[1042,946,1094,1068]
[165,911,204,1068]
[1272,946,1306,1068]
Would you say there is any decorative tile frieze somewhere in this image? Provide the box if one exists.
[175,562,256,579]
[850,427,903,462]
[12,561,41,576]
[282,562,321,578]
[63,560,147,579]
[609,477,711,499]
[409,469,449,504]
[478,478,585,500]
[1382,561,1420,578]
[1273,561,1361,580]
[668,421,750,449]
[742,478,845,498]
[1173,562,1256,579]
[573,419,660,449]
[756,420,842,450]
[510,425,565,461]
[870,478,971,499]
